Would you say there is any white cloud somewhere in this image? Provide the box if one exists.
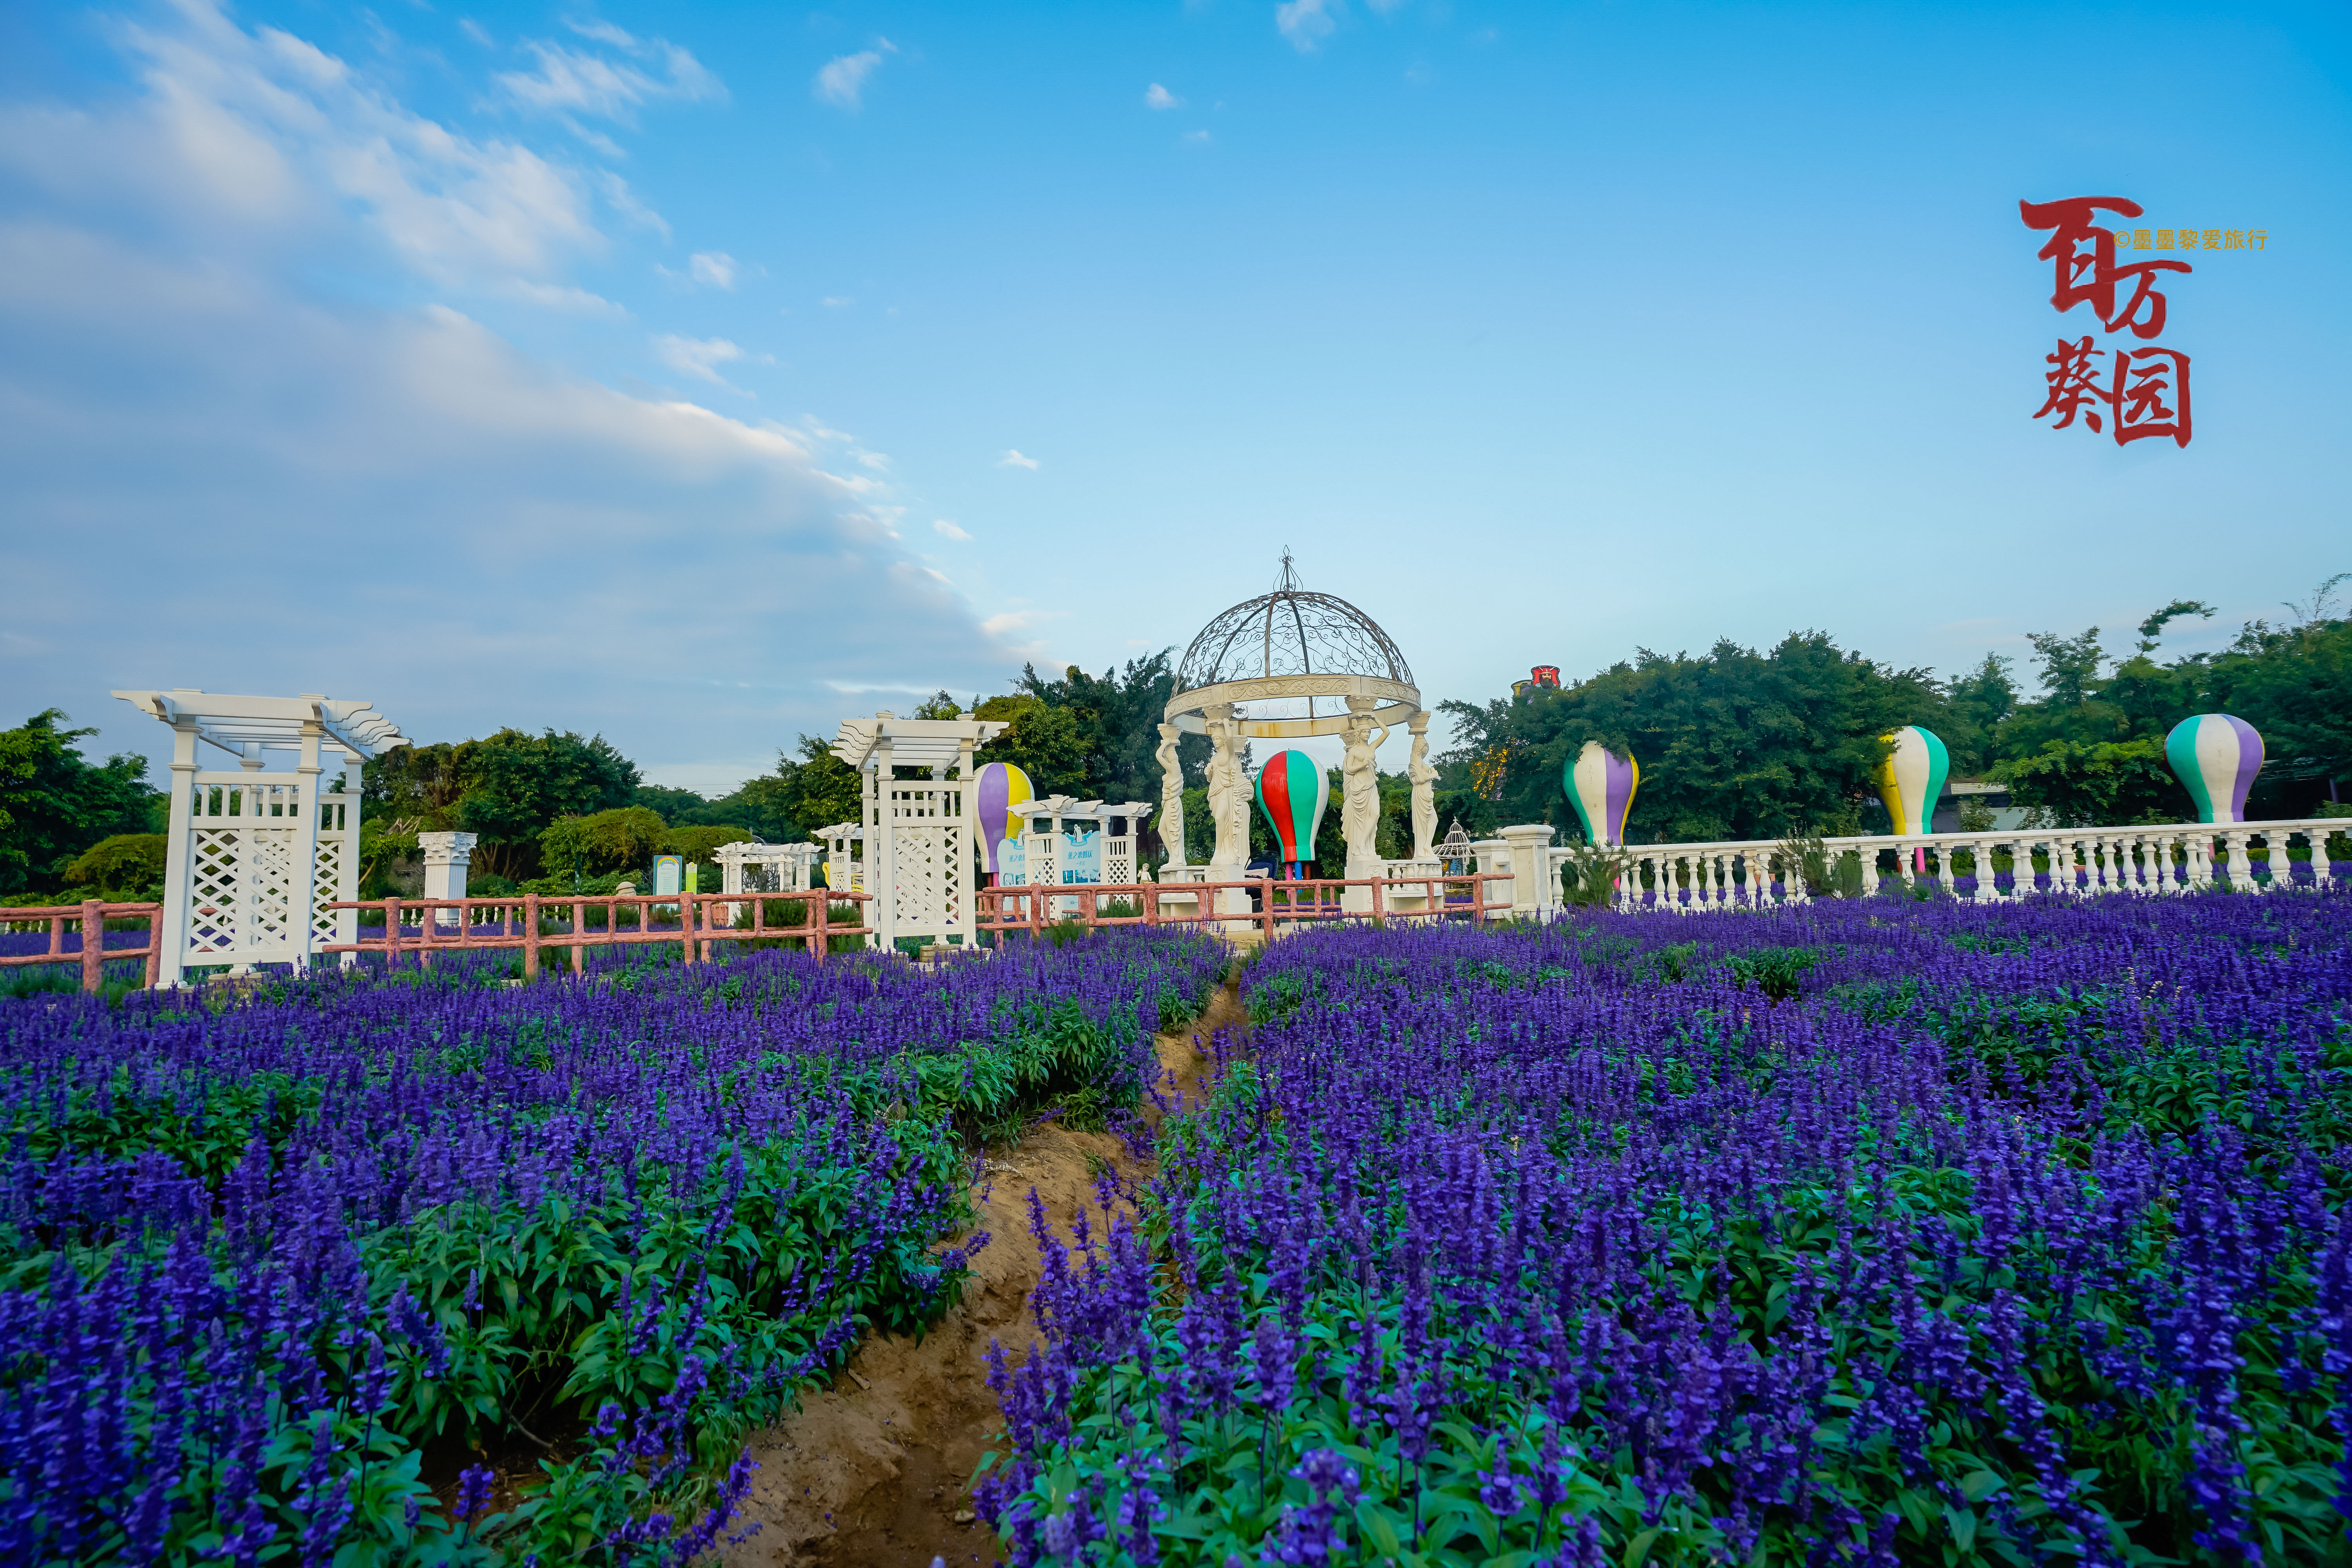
[0,222,1007,775]
[598,171,671,240]
[814,51,884,109]
[1181,129,1212,145]
[496,37,723,123]
[0,1,606,291]
[933,518,972,541]
[506,280,627,314]
[999,448,1040,470]
[652,333,748,388]
[1144,83,1183,110]
[564,18,637,47]
[1276,0,1341,51]
[981,611,1035,637]
[688,250,737,288]
[821,295,853,309]
[459,19,494,47]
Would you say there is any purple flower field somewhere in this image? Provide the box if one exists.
[0,928,1226,1564]
[983,890,2352,1566]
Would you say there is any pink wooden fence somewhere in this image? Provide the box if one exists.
[0,900,164,991]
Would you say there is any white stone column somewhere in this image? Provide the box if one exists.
[419,832,476,931]
[1498,824,1557,917]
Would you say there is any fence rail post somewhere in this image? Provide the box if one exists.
[523,894,541,980]
[80,899,103,993]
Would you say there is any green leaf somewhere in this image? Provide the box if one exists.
[1357,1499,1407,1560]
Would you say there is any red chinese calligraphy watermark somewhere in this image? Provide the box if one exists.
[2020,195,2195,448]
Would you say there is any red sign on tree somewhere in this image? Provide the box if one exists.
[2020,195,2192,447]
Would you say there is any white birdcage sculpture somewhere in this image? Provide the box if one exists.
[112,689,407,985]
[1440,819,1474,876]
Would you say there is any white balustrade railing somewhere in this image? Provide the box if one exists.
[1535,817,2348,914]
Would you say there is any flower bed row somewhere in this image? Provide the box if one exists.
[0,927,1228,1564]
[982,890,2352,1566]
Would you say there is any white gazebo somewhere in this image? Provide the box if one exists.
[112,689,408,985]
[1160,557,1437,914]
[830,711,1009,947]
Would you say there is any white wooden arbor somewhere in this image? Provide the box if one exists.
[830,713,1008,947]
[713,840,820,896]
[1007,797,1155,897]
[112,690,407,985]
[813,824,866,895]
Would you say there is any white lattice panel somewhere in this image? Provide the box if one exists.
[310,833,344,947]
[177,775,315,969]
[884,782,966,939]
[187,829,241,956]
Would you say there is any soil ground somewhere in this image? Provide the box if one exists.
[717,973,1244,1568]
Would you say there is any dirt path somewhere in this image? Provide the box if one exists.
[720,976,1245,1568]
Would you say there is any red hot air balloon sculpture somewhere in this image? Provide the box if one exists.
[1254,749,1329,881]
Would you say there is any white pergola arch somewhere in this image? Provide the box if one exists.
[113,690,408,985]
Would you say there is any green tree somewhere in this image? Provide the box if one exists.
[1440,633,1938,844]
[1941,654,2020,774]
[62,833,169,901]
[539,806,668,879]
[632,784,709,824]
[2205,612,2352,806]
[767,736,865,838]
[977,695,1091,797]
[0,711,163,896]
[1993,738,2181,828]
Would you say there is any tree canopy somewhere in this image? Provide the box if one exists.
[1441,633,1942,843]
[0,711,163,897]
[1441,580,2348,840]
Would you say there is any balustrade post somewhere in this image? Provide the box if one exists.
[2223,831,2252,890]
[2311,823,2336,886]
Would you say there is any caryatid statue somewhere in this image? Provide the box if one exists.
[1204,704,1248,871]
[1341,696,1387,871]
[1407,711,1437,863]
[1155,721,1187,867]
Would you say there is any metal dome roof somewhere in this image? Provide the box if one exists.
[1165,556,1421,737]
[1174,557,1414,700]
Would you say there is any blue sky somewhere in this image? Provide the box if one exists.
[2,0,2345,792]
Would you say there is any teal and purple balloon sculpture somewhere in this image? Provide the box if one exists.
[2165,713,2263,824]
[1563,740,1639,846]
